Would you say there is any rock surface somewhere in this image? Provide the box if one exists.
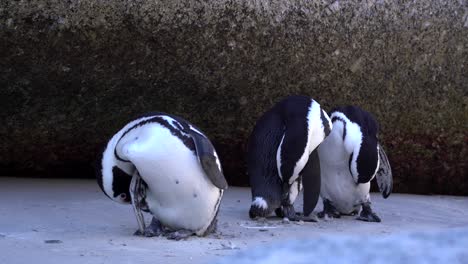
[1,0,467,193]
[1,178,467,264]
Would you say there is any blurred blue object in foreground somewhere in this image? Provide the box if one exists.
[216,228,468,264]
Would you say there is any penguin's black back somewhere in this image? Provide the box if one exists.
[247,102,284,204]
[331,105,379,137]
[332,105,380,183]
[247,95,312,206]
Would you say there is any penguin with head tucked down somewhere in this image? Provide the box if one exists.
[96,112,228,240]
[317,105,392,222]
[247,95,332,221]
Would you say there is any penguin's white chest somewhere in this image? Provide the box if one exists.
[318,132,369,214]
[119,124,222,234]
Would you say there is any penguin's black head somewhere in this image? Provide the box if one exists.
[352,136,379,184]
[95,150,106,195]
[356,109,380,183]
[95,147,132,204]
[337,105,380,183]
[109,166,132,203]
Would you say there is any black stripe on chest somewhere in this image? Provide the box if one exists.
[320,110,331,137]
[331,116,347,141]
[114,116,196,162]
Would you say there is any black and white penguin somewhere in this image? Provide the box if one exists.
[247,95,332,221]
[96,112,228,240]
[317,105,392,222]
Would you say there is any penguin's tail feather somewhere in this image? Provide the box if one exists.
[249,196,273,218]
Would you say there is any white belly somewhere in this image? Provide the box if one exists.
[320,163,370,214]
[318,130,369,214]
[118,123,222,234]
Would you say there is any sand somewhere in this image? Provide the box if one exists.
[0,178,467,264]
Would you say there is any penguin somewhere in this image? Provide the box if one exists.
[247,95,332,221]
[317,105,393,222]
[96,112,228,240]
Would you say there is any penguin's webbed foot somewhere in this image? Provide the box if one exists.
[294,212,319,222]
[133,217,164,237]
[133,229,143,236]
[274,207,283,218]
[317,199,341,219]
[134,229,159,237]
[280,204,296,221]
[278,205,317,222]
[165,229,194,241]
[357,211,381,222]
[356,203,381,223]
[343,210,359,216]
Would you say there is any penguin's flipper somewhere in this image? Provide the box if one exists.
[130,171,146,234]
[137,217,164,237]
[189,129,228,190]
[301,149,321,216]
[165,229,194,241]
[376,144,393,199]
[277,118,309,185]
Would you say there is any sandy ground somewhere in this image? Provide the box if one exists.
[0,177,467,264]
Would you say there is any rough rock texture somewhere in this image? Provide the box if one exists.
[1,0,467,194]
[216,228,468,264]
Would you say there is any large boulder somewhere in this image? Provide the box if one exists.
[1,0,466,194]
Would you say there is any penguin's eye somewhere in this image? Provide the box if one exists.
[120,193,127,199]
